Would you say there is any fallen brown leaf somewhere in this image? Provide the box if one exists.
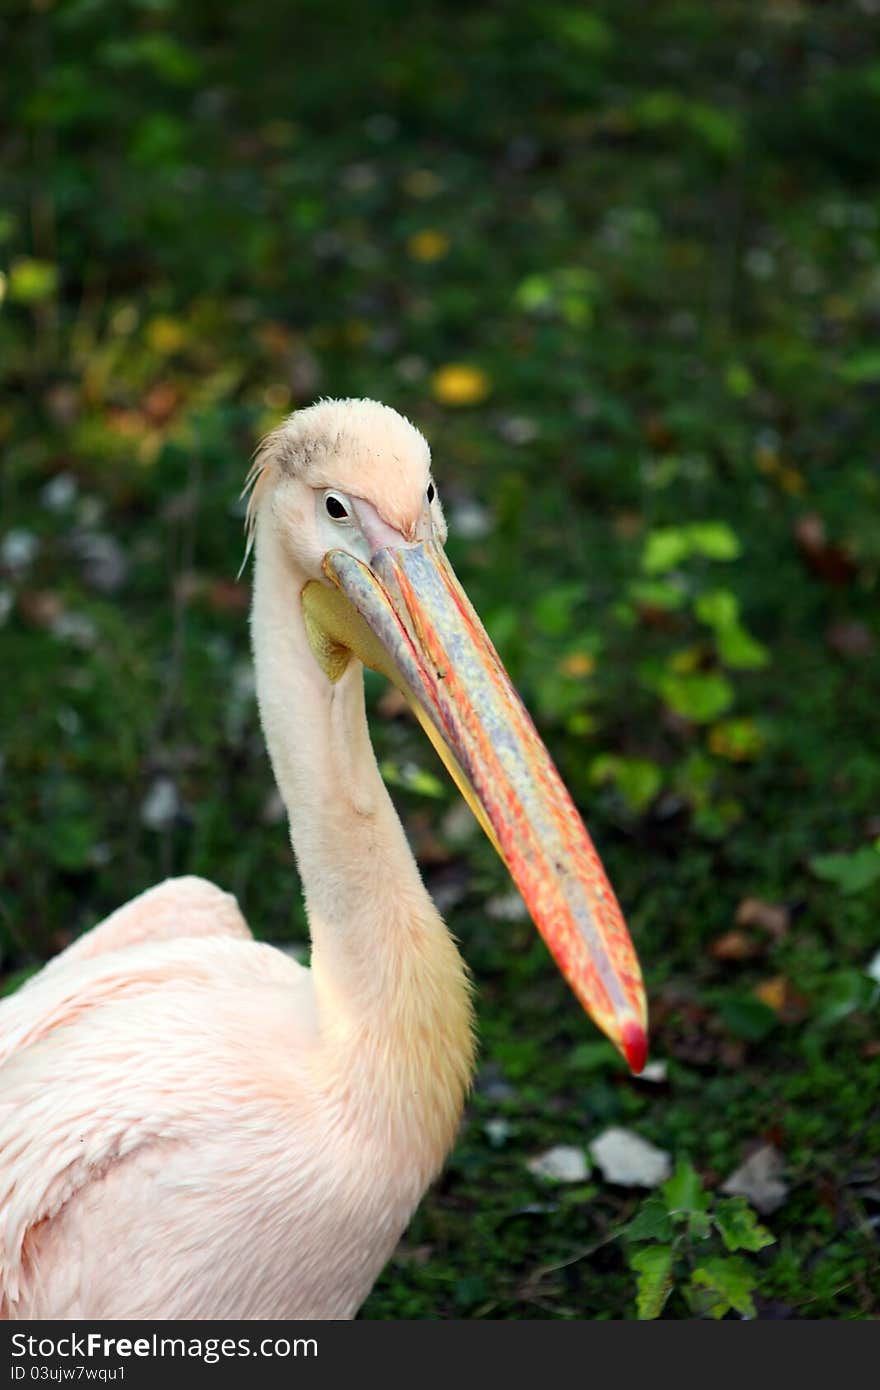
[722,1143,789,1215]
[636,604,681,632]
[710,929,763,962]
[642,415,674,451]
[18,589,64,628]
[825,620,874,659]
[794,514,857,585]
[735,896,790,940]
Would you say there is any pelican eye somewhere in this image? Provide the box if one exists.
[325,493,350,521]
[427,482,435,503]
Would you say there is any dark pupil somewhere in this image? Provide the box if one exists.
[326,495,347,519]
[427,483,435,502]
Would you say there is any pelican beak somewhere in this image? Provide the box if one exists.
[302,539,647,1073]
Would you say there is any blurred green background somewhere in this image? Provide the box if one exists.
[1,0,879,1318]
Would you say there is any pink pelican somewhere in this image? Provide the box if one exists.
[0,399,646,1319]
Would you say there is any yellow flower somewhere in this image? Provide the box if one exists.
[753,977,787,1014]
[431,363,491,407]
[146,316,187,355]
[560,651,596,678]
[407,229,450,262]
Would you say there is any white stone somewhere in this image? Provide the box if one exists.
[140,777,181,832]
[1,530,38,573]
[589,1127,672,1188]
[527,1145,590,1184]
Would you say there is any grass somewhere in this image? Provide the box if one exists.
[1,0,878,1318]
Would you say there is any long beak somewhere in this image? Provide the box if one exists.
[302,539,647,1073]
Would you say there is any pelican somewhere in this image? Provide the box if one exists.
[0,399,646,1319]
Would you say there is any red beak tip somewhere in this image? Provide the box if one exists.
[621,1020,648,1076]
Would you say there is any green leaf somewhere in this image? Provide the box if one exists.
[693,590,769,670]
[716,623,769,670]
[688,522,741,561]
[568,1039,624,1073]
[532,581,584,636]
[690,1257,757,1319]
[629,579,688,611]
[725,362,755,398]
[656,670,735,723]
[714,994,778,1042]
[623,1197,674,1243]
[551,9,613,56]
[687,103,744,159]
[810,845,880,895]
[630,1245,675,1319]
[714,1198,775,1253]
[694,588,740,629]
[642,527,691,574]
[814,968,872,1027]
[8,257,59,304]
[661,1160,708,1216]
[514,268,598,328]
[590,755,662,813]
[379,760,445,798]
[838,349,880,384]
[688,1210,712,1240]
[453,1274,487,1309]
[561,1183,600,1206]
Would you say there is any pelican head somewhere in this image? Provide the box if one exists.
[247,398,648,1072]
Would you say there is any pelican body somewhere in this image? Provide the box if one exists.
[0,400,646,1319]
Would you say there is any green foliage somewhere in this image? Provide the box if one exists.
[810,844,880,896]
[695,590,769,670]
[714,1198,776,1254]
[515,268,600,328]
[837,350,880,385]
[631,1245,675,1319]
[623,1163,775,1319]
[2,0,879,1322]
[642,523,741,574]
[712,995,778,1043]
[378,761,446,799]
[590,754,663,813]
[651,668,735,723]
[690,1257,758,1319]
[7,258,59,304]
[632,91,744,160]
